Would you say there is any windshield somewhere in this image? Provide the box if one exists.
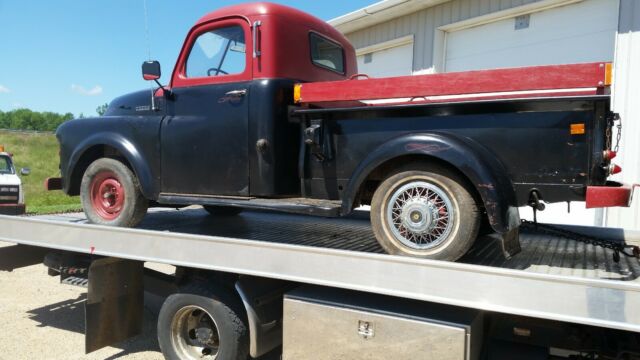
[0,156,15,175]
[186,25,246,78]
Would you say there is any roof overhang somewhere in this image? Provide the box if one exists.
[329,0,451,34]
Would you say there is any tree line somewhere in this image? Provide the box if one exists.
[0,104,108,132]
[0,109,74,132]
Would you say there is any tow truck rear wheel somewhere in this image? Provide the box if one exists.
[158,283,249,360]
[80,158,148,227]
[371,164,480,261]
[203,205,243,217]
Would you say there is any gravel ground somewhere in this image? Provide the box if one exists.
[0,241,163,360]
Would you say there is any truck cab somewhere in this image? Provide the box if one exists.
[0,147,27,215]
[154,3,356,199]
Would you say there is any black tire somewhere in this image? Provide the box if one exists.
[80,158,148,227]
[158,282,249,360]
[370,164,480,261]
[203,205,243,217]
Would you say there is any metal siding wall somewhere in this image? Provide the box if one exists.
[607,0,640,230]
[344,0,544,72]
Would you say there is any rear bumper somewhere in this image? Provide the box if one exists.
[0,204,26,215]
[45,177,63,191]
[586,182,639,209]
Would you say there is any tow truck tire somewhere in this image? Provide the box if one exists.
[203,205,243,217]
[158,283,249,360]
[371,164,480,261]
[80,158,148,227]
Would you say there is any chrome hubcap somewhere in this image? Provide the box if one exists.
[387,181,455,250]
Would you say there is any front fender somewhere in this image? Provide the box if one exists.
[344,132,520,234]
[64,132,157,199]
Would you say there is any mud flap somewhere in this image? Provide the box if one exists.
[236,276,291,358]
[85,258,144,353]
[500,227,522,259]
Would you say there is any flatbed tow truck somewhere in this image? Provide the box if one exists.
[0,207,639,359]
[5,3,640,359]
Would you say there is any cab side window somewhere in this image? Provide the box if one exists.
[186,25,246,78]
[310,33,345,74]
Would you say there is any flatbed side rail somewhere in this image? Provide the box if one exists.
[0,215,639,333]
[294,62,611,106]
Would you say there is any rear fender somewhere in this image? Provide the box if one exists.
[344,133,520,234]
[65,132,157,199]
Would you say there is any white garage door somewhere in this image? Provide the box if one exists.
[445,0,618,72]
[357,40,414,78]
[444,0,619,226]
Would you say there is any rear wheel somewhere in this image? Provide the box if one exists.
[158,283,249,360]
[370,164,480,261]
[80,158,148,227]
[203,205,243,217]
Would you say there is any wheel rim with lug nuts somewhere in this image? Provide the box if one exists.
[90,171,124,220]
[171,306,220,359]
[386,181,455,250]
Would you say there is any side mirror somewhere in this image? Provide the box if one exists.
[20,168,30,176]
[142,61,161,81]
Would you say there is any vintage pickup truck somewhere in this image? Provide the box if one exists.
[48,2,635,261]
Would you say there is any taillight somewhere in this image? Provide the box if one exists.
[603,150,617,161]
[607,164,622,175]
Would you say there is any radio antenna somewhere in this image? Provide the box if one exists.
[142,0,157,111]
[143,0,151,60]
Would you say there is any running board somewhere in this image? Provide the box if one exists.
[158,194,342,217]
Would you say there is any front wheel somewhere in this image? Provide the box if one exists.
[80,158,148,227]
[370,165,480,261]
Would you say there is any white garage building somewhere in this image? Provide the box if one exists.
[330,0,639,230]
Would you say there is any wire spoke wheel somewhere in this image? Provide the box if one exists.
[171,306,221,360]
[386,181,455,250]
[372,166,480,260]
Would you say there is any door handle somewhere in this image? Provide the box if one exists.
[225,89,247,97]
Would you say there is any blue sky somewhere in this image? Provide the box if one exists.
[0,1,373,116]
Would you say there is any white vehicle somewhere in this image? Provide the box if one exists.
[0,146,28,215]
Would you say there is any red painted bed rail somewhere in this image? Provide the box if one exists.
[295,62,611,106]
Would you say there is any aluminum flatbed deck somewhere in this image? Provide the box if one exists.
[0,208,639,333]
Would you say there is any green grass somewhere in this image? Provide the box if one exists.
[0,130,81,214]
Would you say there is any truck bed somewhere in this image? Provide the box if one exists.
[1,208,639,333]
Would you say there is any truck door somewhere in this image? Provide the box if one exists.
[161,19,251,197]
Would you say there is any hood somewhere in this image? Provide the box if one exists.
[0,173,21,186]
[104,89,160,117]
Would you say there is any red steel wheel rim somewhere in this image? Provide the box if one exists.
[90,171,125,220]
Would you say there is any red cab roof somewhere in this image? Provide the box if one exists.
[171,2,357,86]
[196,2,333,30]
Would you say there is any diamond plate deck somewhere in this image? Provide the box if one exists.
[33,207,640,284]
